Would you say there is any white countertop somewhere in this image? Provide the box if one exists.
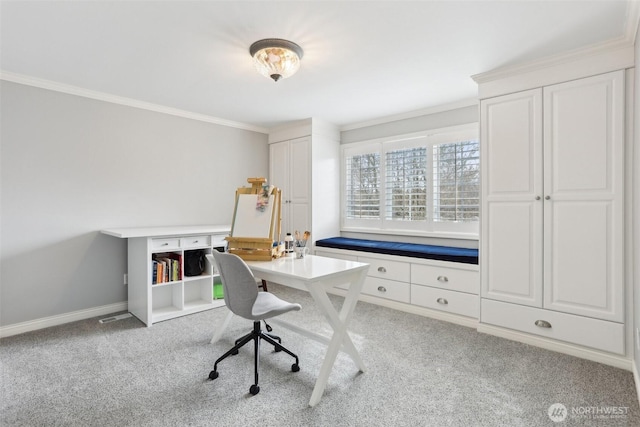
[101,224,231,239]
[246,254,369,282]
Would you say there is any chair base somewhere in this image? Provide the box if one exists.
[209,320,299,395]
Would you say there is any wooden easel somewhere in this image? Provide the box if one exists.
[225,178,283,261]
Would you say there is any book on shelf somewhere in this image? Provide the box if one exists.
[152,252,182,284]
[155,260,164,284]
[152,260,158,284]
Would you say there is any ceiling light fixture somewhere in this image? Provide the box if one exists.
[249,38,304,82]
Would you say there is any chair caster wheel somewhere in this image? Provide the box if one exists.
[209,370,219,380]
[291,363,300,372]
[250,384,260,395]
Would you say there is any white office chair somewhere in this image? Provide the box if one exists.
[207,250,301,395]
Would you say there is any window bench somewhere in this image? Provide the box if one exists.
[314,237,480,326]
[315,237,478,265]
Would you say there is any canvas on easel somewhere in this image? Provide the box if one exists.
[225,177,283,261]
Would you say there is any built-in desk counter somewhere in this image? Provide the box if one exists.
[102,225,231,326]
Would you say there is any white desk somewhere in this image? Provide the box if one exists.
[102,225,231,326]
[213,255,369,407]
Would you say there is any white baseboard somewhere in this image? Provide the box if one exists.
[0,302,128,338]
[633,361,640,409]
[477,323,633,371]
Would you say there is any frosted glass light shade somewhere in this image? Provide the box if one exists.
[249,39,304,82]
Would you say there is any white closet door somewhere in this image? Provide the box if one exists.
[481,89,543,307]
[269,140,290,234]
[289,137,310,204]
[543,70,624,322]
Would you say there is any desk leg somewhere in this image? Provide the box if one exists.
[306,270,366,406]
[210,310,234,344]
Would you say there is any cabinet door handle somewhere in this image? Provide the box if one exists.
[377,286,387,293]
[545,195,551,200]
[534,320,552,328]
[437,276,448,282]
[377,266,386,273]
[436,298,448,305]
[535,196,541,200]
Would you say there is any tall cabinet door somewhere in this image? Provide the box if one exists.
[481,89,543,307]
[269,137,310,236]
[542,70,624,322]
[288,137,310,235]
[270,140,290,234]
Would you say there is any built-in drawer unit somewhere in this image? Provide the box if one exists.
[151,238,181,250]
[359,255,410,282]
[411,264,478,294]
[480,299,625,355]
[314,246,480,319]
[363,277,410,303]
[182,235,212,248]
[411,285,479,318]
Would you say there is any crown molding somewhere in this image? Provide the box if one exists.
[471,36,633,85]
[625,0,640,44]
[340,98,478,132]
[0,71,269,134]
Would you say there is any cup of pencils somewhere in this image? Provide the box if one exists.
[294,231,310,259]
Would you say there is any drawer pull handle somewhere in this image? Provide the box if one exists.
[377,286,387,293]
[161,243,169,246]
[534,320,552,329]
[193,240,199,243]
[377,267,387,273]
[436,298,448,305]
[437,276,448,282]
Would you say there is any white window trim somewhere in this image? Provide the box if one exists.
[341,123,479,240]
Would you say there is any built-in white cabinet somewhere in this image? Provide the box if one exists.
[315,248,480,321]
[480,70,625,353]
[268,119,341,244]
[270,136,311,237]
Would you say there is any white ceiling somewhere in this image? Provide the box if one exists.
[0,1,636,131]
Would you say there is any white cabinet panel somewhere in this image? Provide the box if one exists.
[412,285,479,318]
[358,255,410,282]
[289,137,310,203]
[545,200,620,321]
[481,299,624,355]
[544,73,621,194]
[481,89,543,308]
[482,89,542,196]
[542,71,624,323]
[411,263,478,295]
[270,138,309,237]
[363,277,410,303]
[483,201,542,306]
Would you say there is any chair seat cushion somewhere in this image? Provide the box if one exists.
[251,291,301,320]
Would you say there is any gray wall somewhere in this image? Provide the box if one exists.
[0,81,268,326]
[340,103,479,249]
[634,27,640,384]
[340,105,478,144]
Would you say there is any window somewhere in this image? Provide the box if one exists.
[342,125,479,237]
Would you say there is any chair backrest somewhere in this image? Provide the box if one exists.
[210,251,258,319]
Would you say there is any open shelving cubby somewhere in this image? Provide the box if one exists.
[101,225,231,327]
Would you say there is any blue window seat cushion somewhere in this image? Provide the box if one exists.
[315,237,478,265]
